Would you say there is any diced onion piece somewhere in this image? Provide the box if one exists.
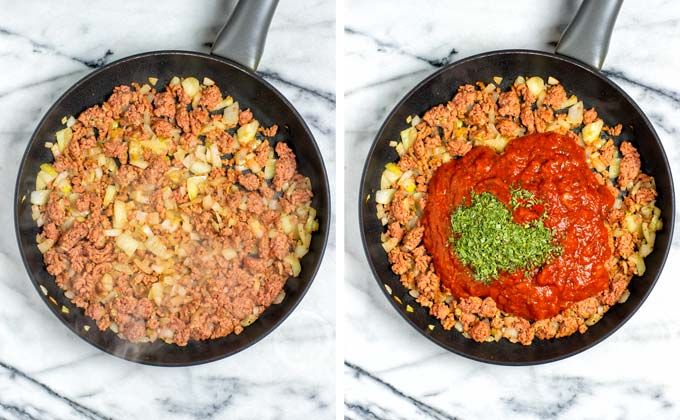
[148,77,158,86]
[181,77,200,98]
[37,238,55,254]
[101,273,114,291]
[115,232,139,257]
[209,143,222,168]
[295,244,309,259]
[202,77,215,86]
[650,210,661,231]
[299,226,311,248]
[140,138,169,155]
[105,158,118,173]
[131,190,150,204]
[222,248,237,260]
[381,162,402,189]
[246,158,262,174]
[30,190,50,205]
[264,159,276,180]
[191,92,201,110]
[629,254,646,276]
[202,194,215,210]
[547,76,560,85]
[639,242,654,258]
[36,170,54,190]
[566,101,584,125]
[189,161,212,175]
[284,254,301,277]
[62,217,74,230]
[54,175,72,194]
[223,102,239,126]
[237,121,260,145]
[145,236,169,259]
[397,169,417,193]
[248,218,265,238]
[305,210,319,233]
[113,262,134,275]
[186,175,207,200]
[104,229,122,237]
[211,202,223,217]
[281,215,296,235]
[526,76,545,96]
[381,237,399,253]
[609,156,621,179]
[234,149,249,167]
[560,95,578,110]
[384,162,401,175]
[582,120,603,145]
[240,314,259,327]
[128,140,142,161]
[103,185,116,206]
[148,282,163,305]
[113,200,128,229]
[273,290,286,305]
[141,225,154,238]
[624,214,643,235]
[375,189,396,204]
[160,218,179,232]
[642,222,656,246]
[40,163,57,177]
[211,96,233,111]
[55,127,72,152]
[483,136,509,153]
[493,76,503,85]
[590,154,607,172]
[130,159,149,169]
[400,127,417,151]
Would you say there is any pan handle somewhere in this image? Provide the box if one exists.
[555,0,623,70]
[210,0,279,71]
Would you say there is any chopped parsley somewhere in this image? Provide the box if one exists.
[509,184,539,210]
[449,189,562,284]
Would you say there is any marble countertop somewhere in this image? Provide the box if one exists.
[344,1,680,419]
[0,0,335,419]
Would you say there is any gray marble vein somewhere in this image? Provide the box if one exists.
[0,361,112,420]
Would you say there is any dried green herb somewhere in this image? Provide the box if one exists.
[449,189,562,284]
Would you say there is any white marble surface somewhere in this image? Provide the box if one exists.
[345,1,680,419]
[0,1,335,419]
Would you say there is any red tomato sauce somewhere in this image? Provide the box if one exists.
[422,133,614,320]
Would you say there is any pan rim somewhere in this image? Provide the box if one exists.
[14,49,331,366]
[358,48,675,366]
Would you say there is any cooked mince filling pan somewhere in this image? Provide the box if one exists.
[15,1,330,366]
[360,0,674,364]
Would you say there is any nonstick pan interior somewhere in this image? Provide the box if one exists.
[360,50,674,365]
[15,51,330,366]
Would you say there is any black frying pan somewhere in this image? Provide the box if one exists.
[14,1,330,366]
[360,0,674,365]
